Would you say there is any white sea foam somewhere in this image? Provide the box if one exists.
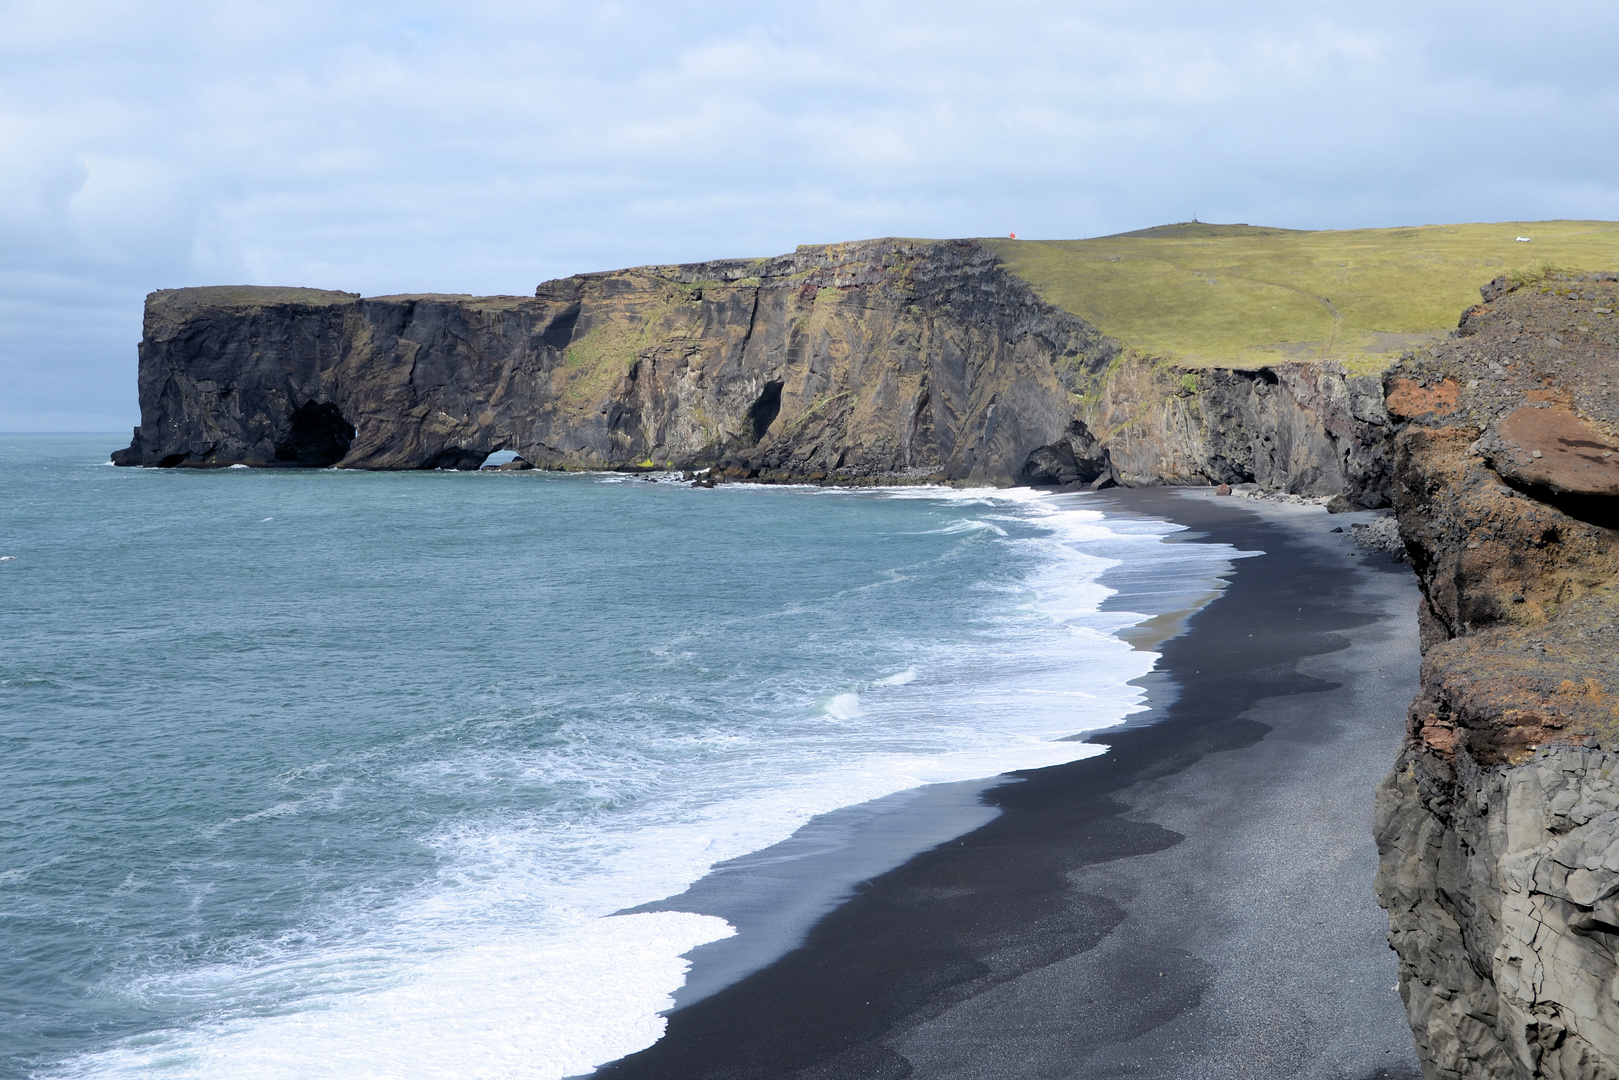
[197,800,311,840]
[823,691,861,719]
[924,518,1008,536]
[62,913,734,1080]
[59,486,1244,1080]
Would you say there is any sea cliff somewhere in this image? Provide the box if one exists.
[1374,272,1619,1078]
[112,239,1392,502]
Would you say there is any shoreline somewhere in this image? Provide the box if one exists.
[594,488,1423,1079]
[615,489,1242,1013]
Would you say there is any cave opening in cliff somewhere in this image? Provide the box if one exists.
[423,448,490,470]
[274,402,355,466]
[749,381,784,444]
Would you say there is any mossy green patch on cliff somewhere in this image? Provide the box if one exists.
[557,282,708,414]
[988,220,1619,371]
[782,391,855,435]
[559,325,636,412]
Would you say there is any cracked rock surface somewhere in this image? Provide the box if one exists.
[1375,271,1619,1078]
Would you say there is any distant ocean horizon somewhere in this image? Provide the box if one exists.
[1,434,1245,1079]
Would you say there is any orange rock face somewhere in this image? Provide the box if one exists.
[1387,270,1619,762]
[1385,377,1460,419]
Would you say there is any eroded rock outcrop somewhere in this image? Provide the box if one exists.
[1063,356,1392,505]
[1374,272,1619,1078]
[113,239,1393,502]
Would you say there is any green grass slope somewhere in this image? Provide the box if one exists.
[986,221,1619,372]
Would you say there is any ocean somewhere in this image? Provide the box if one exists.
[0,434,1245,1079]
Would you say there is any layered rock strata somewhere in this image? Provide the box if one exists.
[113,239,1392,502]
[1374,273,1619,1078]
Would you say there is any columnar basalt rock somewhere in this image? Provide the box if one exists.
[1374,272,1619,1079]
[113,239,1394,502]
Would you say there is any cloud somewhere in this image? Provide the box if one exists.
[2,0,1616,429]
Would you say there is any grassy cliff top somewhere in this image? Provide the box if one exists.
[148,286,362,311]
[149,287,548,315]
[986,221,1619,371]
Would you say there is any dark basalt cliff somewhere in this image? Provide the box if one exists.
[1374,273,1619,1078]
[112,238,1393,501]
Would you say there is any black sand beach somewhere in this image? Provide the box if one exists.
[597,489,1422,1080]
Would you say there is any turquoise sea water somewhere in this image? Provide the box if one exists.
[1,434,1239,1079]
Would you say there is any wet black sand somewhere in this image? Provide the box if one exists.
[595,489,1423,1080]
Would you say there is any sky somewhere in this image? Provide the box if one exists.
[3,1,1618,431]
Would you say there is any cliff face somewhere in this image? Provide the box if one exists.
[114,242,1094,484]
[1059,357,1391,505]
[113,239,1392,502]
[1373,273,1619,1078]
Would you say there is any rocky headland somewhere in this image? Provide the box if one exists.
[111,238,1393,504]
[1374,272,1619,1078]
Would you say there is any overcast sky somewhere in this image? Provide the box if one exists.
[4,0,1617,430]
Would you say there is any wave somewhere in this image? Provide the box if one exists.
[57,913,735,1080]
[920,518,1009,536]
[821,691,861,720]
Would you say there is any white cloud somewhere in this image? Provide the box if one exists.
[1,0,1616,429]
